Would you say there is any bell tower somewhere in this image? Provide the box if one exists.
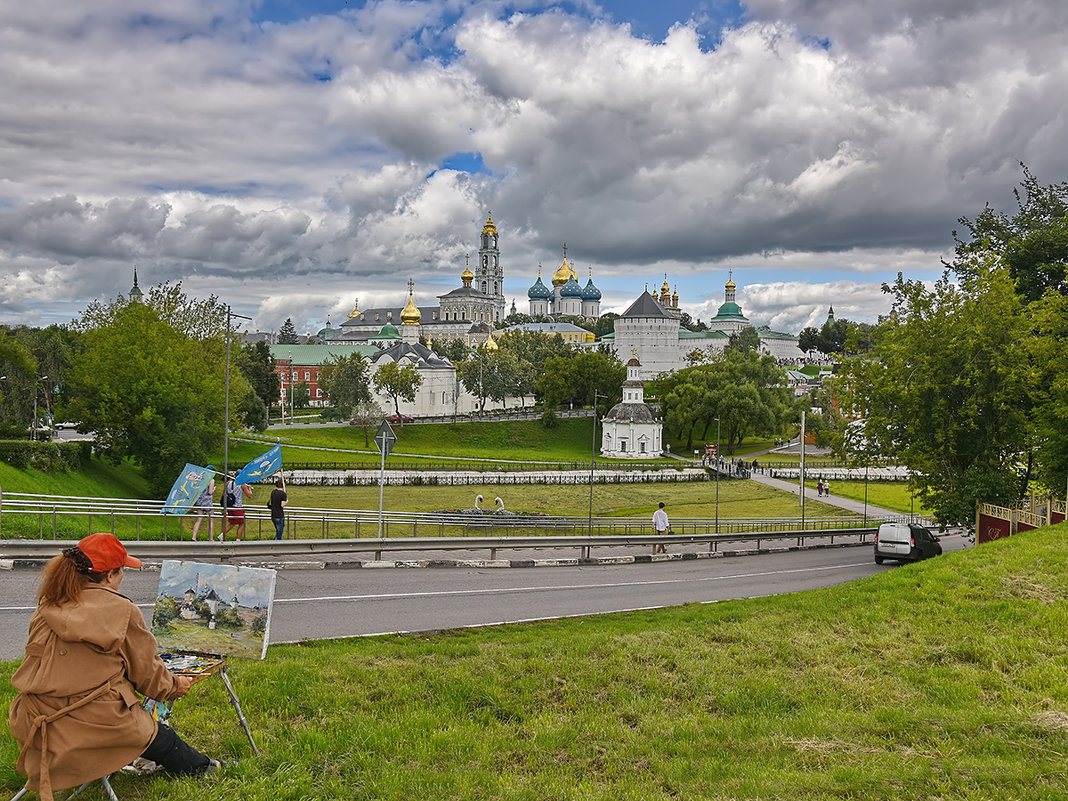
[478,212,504,322]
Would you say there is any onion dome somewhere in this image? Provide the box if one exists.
[378,322,399,339]
[725,277,736,290]
[672,286,679,305]
[401,282,421,325]
[661,276,670,296]
[528,269,551,300]
[482,212,497,236]
[551,244,576,287]
[348,298,361,318]
[581,276,602,301]
[461,254,475,287]
[483,334,498,351]
[560,274,582,298]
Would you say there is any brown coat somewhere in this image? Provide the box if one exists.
[9,583,184,800]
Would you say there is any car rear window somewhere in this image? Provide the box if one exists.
[879,525,911,542]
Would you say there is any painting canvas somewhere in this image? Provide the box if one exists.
[152,560,277,660]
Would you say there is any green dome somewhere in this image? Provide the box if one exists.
[713,301,745,320]
[378,322,400,338]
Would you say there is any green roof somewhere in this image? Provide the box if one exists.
[712,301,746,320]
[270,344,379,365]
[678,328,729,340]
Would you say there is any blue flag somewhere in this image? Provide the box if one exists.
[234,444,283,486]
[161,464,213,515]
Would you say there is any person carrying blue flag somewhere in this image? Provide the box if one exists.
[190,467,216,542]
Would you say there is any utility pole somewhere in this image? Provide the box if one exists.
[223,307,252,481]
[715,417,721,534]
[588,392,608,537]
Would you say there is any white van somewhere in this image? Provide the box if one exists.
[874,522,942,565]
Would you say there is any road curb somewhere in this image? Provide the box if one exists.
[1,542,868,571]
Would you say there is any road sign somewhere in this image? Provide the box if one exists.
[374,420,397,458]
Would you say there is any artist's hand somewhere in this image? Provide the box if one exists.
[173,675,195,698]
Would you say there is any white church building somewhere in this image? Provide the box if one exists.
[600,355,663,458]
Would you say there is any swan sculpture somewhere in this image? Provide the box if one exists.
[474,494,483,510]
[495,497,504,511]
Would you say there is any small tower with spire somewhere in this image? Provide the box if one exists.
[400,278,421,343]
[128,268,143,303]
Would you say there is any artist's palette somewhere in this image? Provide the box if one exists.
[159,651,226,675]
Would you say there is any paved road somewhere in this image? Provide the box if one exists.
[0,535,969,661]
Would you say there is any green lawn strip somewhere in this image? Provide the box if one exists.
[3,526,1065,799]
[0,458,149,498]
[237,419,619,464]
[803,479,933,516]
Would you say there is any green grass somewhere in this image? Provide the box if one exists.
[0,458,150,498]
[237,418,637,465]
[3,525,1065,799]
[805,479,934,516]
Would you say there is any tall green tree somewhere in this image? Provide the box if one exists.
[658,352,790,452]
[949,165,1068,302]
[317,353,372,418]
[373,361,421,418]
[278,317,299,344]
[1027,287,1068,492]
[843,264,1029,527]
[68,301,228,495]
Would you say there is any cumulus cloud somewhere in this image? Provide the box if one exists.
[0,0,1065,330]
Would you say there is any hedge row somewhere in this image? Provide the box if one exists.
[0,440,93,472]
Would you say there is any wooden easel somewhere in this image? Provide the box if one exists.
[160,650,259,755]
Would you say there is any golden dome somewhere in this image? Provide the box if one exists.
[461,264,474,283]
[660,276,670,295]
[672,286,679,303]
[401,284,421,325]
[552,258,576,287]
[725,278,736,290]
[483,334,498,351]
[482,212,497,236]
[347,298,361,318]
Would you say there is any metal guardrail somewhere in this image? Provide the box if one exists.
[1,528,882,562]
[0,491,902,542]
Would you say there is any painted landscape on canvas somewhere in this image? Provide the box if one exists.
[152,560,277,659]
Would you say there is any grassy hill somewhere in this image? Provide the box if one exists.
[3,525,1064,799]
[0,458,149,498]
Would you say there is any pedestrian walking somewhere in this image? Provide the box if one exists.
[220,473,254,542]
[652,502,670,554]
[269,477,287,540]
[823,480,831,496]
[816,479,824,497]
[190,467,216,542]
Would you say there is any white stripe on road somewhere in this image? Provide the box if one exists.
[0,562,872,613]
[271,561,872,604]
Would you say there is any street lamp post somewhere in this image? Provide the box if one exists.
[223,307,252,481]
[588,392,608,538]
[715,417,721,534]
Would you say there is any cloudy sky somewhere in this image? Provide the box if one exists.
[2,0,1066,336]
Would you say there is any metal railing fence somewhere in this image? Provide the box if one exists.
[0,490,910,543]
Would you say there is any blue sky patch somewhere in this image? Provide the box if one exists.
[442,152,490,175]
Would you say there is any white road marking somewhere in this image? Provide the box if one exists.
[271,561,872,604]
[0,561,873,613]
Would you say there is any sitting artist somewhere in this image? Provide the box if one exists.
[8,533,220,800]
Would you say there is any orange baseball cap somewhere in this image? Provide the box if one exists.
[77,533,142,571]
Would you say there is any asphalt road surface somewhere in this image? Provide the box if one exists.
[0,536,969,661]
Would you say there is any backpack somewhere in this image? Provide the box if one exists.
[224,482,237,507]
